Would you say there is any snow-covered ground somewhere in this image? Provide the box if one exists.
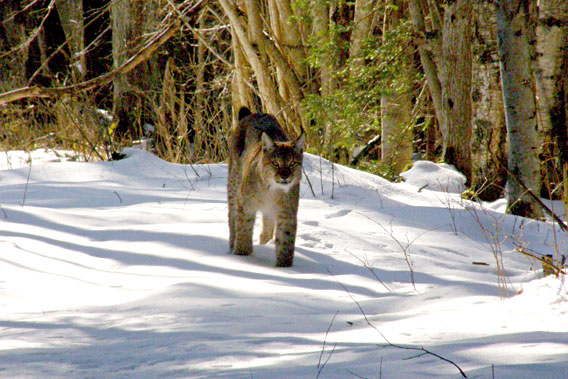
[1,148,567,378]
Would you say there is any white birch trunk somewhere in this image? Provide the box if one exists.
[496,0,542,218]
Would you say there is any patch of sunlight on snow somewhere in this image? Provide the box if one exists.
[465,342,568,364]
[0,340,46,350]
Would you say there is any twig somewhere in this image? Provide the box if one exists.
[113,191,123,204]
[22,154,33,207]
[0,204,8,219]
[316,310,339,378]
[331,161,335,200]
[0,0,210,105]
[464,204,514,298]
[513,242,567,276]
[491,151,567,232]
[348,252,392,292]
[345,368,367,379]
[326,268,467,378]
[302,167,317,198]
[355,212,439,290]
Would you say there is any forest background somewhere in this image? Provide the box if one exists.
[1,0,567,222]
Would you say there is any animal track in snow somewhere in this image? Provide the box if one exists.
[325,209,351,219]
[303,220,320,227]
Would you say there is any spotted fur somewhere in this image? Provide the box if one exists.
[227,108,304,267]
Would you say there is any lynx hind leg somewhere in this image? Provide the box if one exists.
[259,213,275,245]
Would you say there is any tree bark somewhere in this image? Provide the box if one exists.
[440,0,473,184]
[219,0,281,120]
[0,0,28,92]
[381,2,413,175]
[350,0,374,65]
[56,0,85,82]
[407,0,446,139]
[535,0,568,201]
[471,1,507,201]
[111,0,162,135]
[496,0,542,218]
[311,0,334,98]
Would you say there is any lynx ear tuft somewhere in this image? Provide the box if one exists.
[294,132,305,151]
[262,132,275,150]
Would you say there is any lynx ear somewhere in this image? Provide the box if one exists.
[294,132,305,151]
[262,132,275,150]
[238,107,252,121]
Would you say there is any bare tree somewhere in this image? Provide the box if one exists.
[496,0,542,218]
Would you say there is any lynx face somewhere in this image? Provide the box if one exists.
[261,132,304,192]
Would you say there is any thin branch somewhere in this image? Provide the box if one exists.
[326,268,467,378]
[491,151,567,232]
[0,204,8,219]
[0,0,57,59]
[316,310,338,379]
[22,154,33,207]
[348,251,392,292]
[0,0,210,105]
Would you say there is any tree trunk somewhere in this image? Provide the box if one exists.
[111,0,162,136]
[496,0,542,218]
[268,0,306,98]
[56,0,85,82]
[471,1,507,201]
[381,2,413,176]
[535,0,568,201]
[407,0,446,140]
[350,0,374,66]
[220,0,281,120]
[0,1,28,91]
[440,0,473,185]
[311,0,334,98]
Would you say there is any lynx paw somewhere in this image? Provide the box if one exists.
[232,247,253,256]
[275,252,294,267]
[259,231,273,245]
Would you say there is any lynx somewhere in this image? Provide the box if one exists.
[227,107,304,267]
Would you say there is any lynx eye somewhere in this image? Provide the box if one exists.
[270,161,280,168]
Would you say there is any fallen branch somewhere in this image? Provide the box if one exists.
[491,151,567,232]
[326,268,467,378]
[513,242,567,277]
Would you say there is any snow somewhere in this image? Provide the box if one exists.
[399,160,466,194]
[1,148,567,378]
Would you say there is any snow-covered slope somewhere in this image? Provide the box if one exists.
[1,148,567,378]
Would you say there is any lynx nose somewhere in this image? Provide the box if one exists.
[276,176,292,184]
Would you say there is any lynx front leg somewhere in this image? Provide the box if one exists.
[233,205,255,256]
[274,217,297,267]
[259,213,275,245]
[228,191,236,252]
